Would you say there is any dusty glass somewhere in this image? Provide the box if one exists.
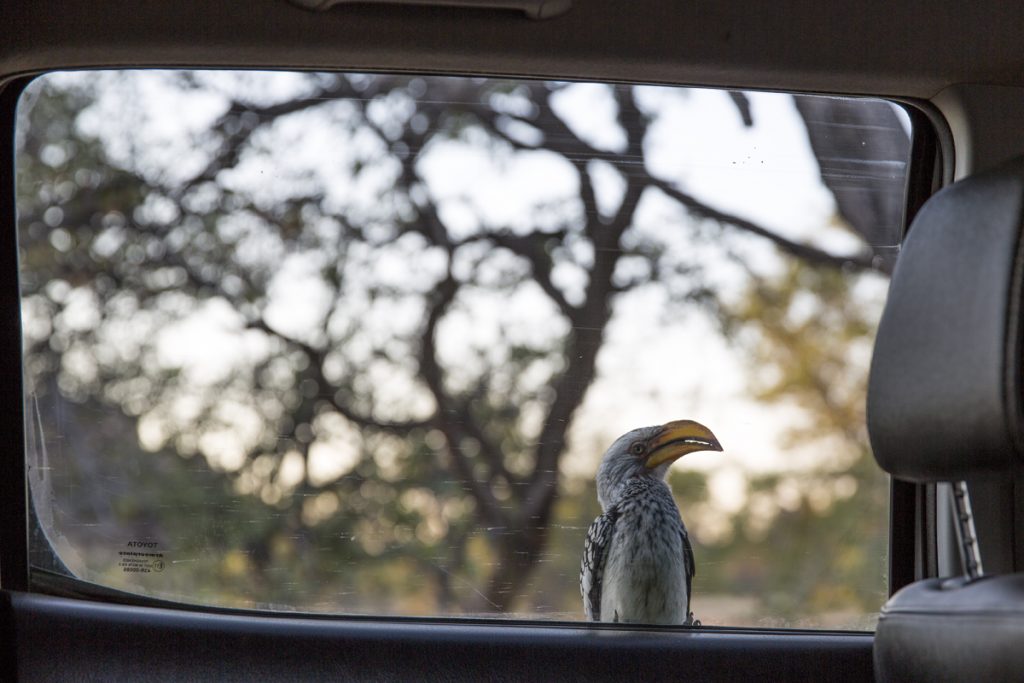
[17,71,911,628]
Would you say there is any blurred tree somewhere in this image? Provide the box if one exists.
[692,261,889,624]
[16,73,906,615]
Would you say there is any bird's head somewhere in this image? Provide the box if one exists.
[596,419,722,509]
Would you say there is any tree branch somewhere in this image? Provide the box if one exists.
[417,272,507,526]
[469,94,602,227]
[179,75,402,195]
[650,178,880,272]
[245,317,432,436]
[481,230,579,318]
[521,88,652,521]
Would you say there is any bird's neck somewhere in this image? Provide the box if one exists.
[599,475,669,511]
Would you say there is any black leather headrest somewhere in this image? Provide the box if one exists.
[875,575,1024,681]
[868,157,1024,482]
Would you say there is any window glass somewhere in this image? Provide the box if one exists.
[17,71,911,628]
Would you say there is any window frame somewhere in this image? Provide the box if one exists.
[1,70,948,629]
[0,75,31,595]
[887,98,953,594]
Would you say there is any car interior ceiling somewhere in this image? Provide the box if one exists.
[6,1,1024,681]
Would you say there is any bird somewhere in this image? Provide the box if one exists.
[580,419,722,625]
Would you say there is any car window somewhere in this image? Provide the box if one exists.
[16,71,910,628]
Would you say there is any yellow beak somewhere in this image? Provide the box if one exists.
[644,419,723,469]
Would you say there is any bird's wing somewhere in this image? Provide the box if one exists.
[681,523,695,614]
[580,508,618,621]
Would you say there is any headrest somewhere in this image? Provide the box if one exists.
[875,575,1024,681]
[867,157,1024,482]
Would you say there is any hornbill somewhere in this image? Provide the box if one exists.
[580,419,722,624]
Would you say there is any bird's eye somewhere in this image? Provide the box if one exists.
[629,442,646,456]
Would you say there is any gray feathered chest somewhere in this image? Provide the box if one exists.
[580,477,695,624]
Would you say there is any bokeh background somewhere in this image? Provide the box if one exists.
[17,71,909,628]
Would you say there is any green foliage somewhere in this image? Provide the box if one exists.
[693,260,889,626]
